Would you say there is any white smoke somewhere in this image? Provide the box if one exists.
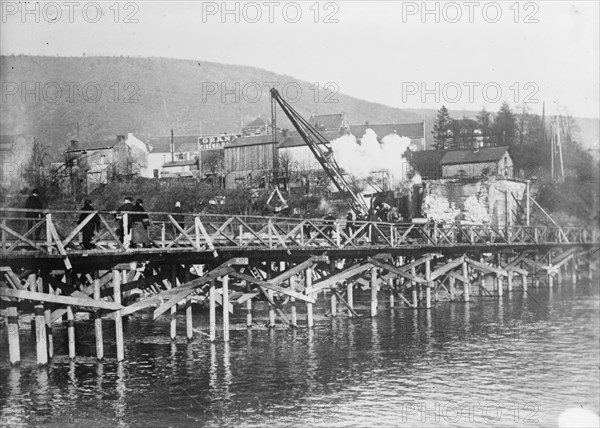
[329,128,412,188]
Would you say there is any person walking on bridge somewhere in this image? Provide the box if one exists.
[172,201,185,236]
[78,199,100,249]
[24,188,44,240]
[131,199,152,248]
[115,196,135,244]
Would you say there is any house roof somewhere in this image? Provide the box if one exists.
[225,132,284,148]
[66,139,121,153]
[148,135,203,153]
[277,130,344,149]
[310,114,346,131]
[440,146,509,165]
[408,149,449,166]
[163,159,198,167]
[350,122,424,139]
[244,117,266,128]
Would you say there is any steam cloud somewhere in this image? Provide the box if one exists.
[330,128,412,188]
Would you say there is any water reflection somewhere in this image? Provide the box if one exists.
[0,282,598,427]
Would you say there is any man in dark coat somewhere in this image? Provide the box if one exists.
[131,199,151,248]
[115,196,135,243]
[172,201,185,236]
[24,189,44,240]
[78,199,100,249]
[322,210,336,239]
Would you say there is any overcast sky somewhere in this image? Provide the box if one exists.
[1,1,598,118]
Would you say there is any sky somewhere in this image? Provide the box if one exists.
[1,0,599,118]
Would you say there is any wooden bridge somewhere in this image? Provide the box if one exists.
[1,207,598,365]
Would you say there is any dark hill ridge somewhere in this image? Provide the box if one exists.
[1,55,597,160]
[0,55,427,158]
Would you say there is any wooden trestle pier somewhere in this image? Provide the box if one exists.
[1,207,598,364]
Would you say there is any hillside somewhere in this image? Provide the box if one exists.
[1,55,597,161]
[1,55,427,158]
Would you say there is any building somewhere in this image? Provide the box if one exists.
[407,149,448,180]
[64,136,135,189]
[309,113,349,133]
[440,146,513,178]
[224,133,283,189]
[242,117,268,136]
[145,133,240,178]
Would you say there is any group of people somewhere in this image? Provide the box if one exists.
[23,190,186,250]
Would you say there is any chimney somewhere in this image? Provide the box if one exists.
[117,135,126,144]
[70,139,79,149]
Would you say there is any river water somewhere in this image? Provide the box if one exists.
[1,277,599,427]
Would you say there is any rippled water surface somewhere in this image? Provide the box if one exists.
[1,278,599,427]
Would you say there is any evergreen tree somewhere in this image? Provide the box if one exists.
[432,106,452,150]
[492,102,517,147]
[475,107,492,146]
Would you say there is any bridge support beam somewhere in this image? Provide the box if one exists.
[306,267,314,328]
[209,279,216,341]
[425,258,432,309]
[521,273,528,292]
[66,272,76,360]
[246,281,253,328]
[462,260,470,302]
[43,276,54,360]
[184,266,193,341]
[347,282,354,317]
[169,266,177,340]
[571,258,577,285]
[93,270,104,360]
[7,305,20,364]
[370,266,378,317]
[34,273,48,365]
[222,274,229,342]
[113,269,124,362]
[290,274,297,327]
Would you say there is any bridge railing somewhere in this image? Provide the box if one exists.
[0,208,598,257]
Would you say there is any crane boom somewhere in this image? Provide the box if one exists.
[269,88,370,215]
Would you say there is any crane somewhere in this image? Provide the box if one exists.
[269,88,370,216]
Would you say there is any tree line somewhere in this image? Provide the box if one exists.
[431,102,595,183]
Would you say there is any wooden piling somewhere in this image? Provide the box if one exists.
[43,277,53,359]
[170,266,177,340]
[462,260,470,302]
[209,279,216,341]
[521,273,528,292]
[93,270,104,360]
[306,267,314,328]
[7,306,20,364]
[66,306,75,359]
[35,275,48,364]
[425,258,432,309]
[113,269,124,362]
[571,258,577,285]
[347,282,354,317]
[330,292,337,317]
[185,267,193,341]
[389,278,395,308]
[449,275,455,301]
[290,275,297,327]
[370,266,378,317]
[246,281,253,328]
[222,274,230,342]
[497,274,504,297]
[66,272,75,359]
[268,289,276,327]
[507,270,513,292]
[547,253,553,286]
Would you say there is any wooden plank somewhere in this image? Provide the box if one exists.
[367,258,428,285]
[0,287,122,310]
[229,272,316,304]
[429,256,465,281]
[310,262,372,294]
[465,257,508,277]
[152,266,236,319]
[0,222,47,253]
[61,212,96,247]
[270,258,316,286]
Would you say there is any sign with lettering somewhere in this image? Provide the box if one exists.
[198,134,242,150]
